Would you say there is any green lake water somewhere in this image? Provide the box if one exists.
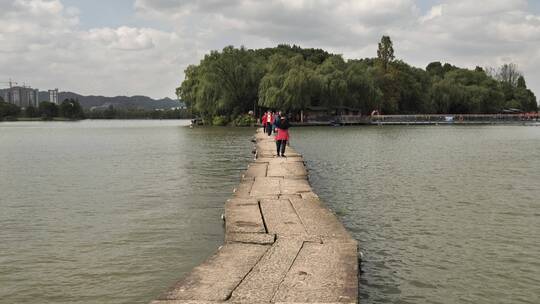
[1,121,539,304]
[291,125,540,304]
[0,120,254,304]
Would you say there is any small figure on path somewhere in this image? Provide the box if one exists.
[273,111,281,134]
[275,114,290,157]
[266,111,274,136]
[261,111,267,132]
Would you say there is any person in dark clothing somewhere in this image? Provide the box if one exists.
[273,111,281,134]
[275,114,290,157]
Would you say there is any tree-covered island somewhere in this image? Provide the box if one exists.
[177,36,538,125]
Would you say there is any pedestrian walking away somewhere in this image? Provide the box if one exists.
[273,111,281,134]
[275,114,290,157]
[261,111,267,132]
[266,111,274,136]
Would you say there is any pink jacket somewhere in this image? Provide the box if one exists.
[275,128,289,141]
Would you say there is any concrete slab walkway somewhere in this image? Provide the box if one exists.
[152,129,359,304]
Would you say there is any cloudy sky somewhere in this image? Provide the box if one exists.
[1,0,539,99]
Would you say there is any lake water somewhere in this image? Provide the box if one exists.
[1,121,539,304]
[291,125,540,304]
[0,120,254,304]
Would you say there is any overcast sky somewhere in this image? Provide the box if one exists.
[1,0,539,99]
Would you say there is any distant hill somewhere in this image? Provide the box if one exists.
[38,91,182,110]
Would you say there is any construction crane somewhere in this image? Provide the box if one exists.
[0,79,18,88]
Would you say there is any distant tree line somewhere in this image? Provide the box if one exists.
[178,37,538,124]
[1,98,189,121]
[0,100,21,120]
[85,105,190,119]
[0,99,84,121]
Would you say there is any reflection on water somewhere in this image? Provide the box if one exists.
[0,120,254,304]
[292,125,540,304]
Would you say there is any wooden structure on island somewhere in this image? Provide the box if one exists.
[151,129,359,304]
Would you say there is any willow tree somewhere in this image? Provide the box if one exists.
[202,46,264,116]
[177,64,200,114]
[177,46,264,121]
[282,63,319,112]
[345,61,382,113]
[316,55,348,109]
[258,54,290,111]
[258,54,319,120]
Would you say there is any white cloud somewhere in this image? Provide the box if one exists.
[420,4,443,23]
[85,27,155,51]
[0,0,184,97]
[1,0,539,99]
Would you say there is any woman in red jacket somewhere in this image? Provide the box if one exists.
[265,111,274,136]
[261,111,267,132]
[275,114,290,157]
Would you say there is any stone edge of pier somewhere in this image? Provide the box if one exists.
[151,129,359,304]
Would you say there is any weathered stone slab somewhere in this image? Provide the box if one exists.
[300,192,319,199]
[225,198,265,234]
[250,177,281,197]
[230,238,304,303]
[278,194,303,201]
[233,180,254,198]
[225,232,275,245]
[159,243,269,301]
[260,199,307,236]
[257,151,276,159]
[272,241,358,303]
[256,140,275,146]
[255,157,304,164]
[253,195,279,201]
[244,163,268,178]
[283,152,302,158]
[290,197,353,240]
[280,178,311,195]
[267,161,307,178]
[256,143,278,158]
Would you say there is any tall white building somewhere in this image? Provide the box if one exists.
[48,89,59,104]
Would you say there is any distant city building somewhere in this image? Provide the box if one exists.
[0,86,39,108]
[1,84,60,108]
[48,89,59,104]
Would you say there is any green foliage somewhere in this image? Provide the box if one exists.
[86,106,190,119]
[178,46,264,121]
[495,63,521,87]
[429,68,505,114]
[178,38,539,117]
[255,44,331,64]
[426,62,444,78]
[38,101,58,119]
[344,61,382,113]
[517,76,527,89]
[377,35,395,71]
[212,115,229,126]
[25,105,39,118]
[59,99,84,119]
[233,114,256,127]
[0,101,21,120]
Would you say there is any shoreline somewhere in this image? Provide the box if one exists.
[151,129,359,304]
